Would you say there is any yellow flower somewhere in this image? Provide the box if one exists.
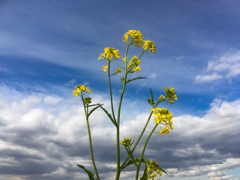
[123,34,128,43]
[127,61,132,68]
[120,138,131,146]
[150,108,173,125]
[158,95,165,101]
[150,45,156,54]
[146,160,162,179]
[150,174,156,179]
[126,30,144,48]
[114,49,121,59]
[157,170,162,176]
[143,40,156,54]
[122,57,127,61]
[103,65,108,73]
[73,85,92,96]
[73,89,80,96]
[114,68,122,74]
[136,60,141,65]
[127,56,141,72]
[98,53,104,60]
[133,66,141,72]
[98,47,121,61]
[159,126,170,136]
[163,87,178,104]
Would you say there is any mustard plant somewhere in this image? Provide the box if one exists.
[73,30,177,180]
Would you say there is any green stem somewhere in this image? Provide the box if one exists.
[108,61,117,123]
[120,112,153,171]
[115,43,131,180]
[135,123,158,180]
[120,95,163,171]
[127,50,146,74]
[124,146,138,167]
[81,94,100,180]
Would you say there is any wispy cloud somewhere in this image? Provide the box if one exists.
[150,73,156,78]
[195,72,223,83]
[207,170,239,180]
[0,67,12,74]
[195,50,240,84]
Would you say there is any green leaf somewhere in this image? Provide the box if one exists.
[149,89,153,101]
[97,104,117,126]
[142,159,168,175]
[147,88,155,106]
[76,164,96,180]
[121,157,145,170]
[126,77,147,84]
[88,104,103,117]
[124,146,138,167]
[156,166,167,175]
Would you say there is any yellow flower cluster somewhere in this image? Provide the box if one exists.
[127,56,141,72]
[120,138,131,146]
[122,30,156,54]
[143,40,156,54]
[100,30,157,75]
[163,87,178,104]
[146,160,162,179]
[151,108,173,125]
[73,85,92,96]
[124,30,143,48]
[98,47,121,61]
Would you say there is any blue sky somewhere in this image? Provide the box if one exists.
[0,0,240,179]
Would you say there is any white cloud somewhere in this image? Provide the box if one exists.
[207,171,233,180]
[166,159,240,178]
[44,96,62,105]
[150,73,156,78]
[194,50,240,83]
[195,72,223,83]
[1,85,240,179]
[64,79,77,86]
[69,79,76,84]
[210,98,222,107]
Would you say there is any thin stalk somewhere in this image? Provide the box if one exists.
[81,94,100,180]
[108,61,117,123]
[115,43,131,180]
[135,123,158,180]
[124,146,138,167]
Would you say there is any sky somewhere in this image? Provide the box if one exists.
[0,0,240,179]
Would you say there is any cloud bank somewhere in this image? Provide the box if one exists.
[0,84,239,180]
